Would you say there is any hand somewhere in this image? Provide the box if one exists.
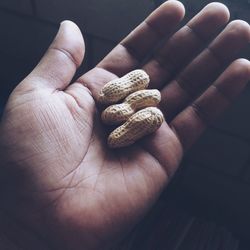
[0,1,249,249]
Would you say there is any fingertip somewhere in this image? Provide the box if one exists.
[148,0,185,33]
[233,58,250,66]
[213,58,250,100]
[160,0,186,21]
[227,20,250,42]
[203,2,230,23]
[187,2,230,40]
[54,20,85,67]
[230,58,250,80]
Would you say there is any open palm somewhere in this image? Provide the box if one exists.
[0,2,250,250]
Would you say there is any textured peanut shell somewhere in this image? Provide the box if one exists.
[101,89,161,125]
[108,107,164,148]
[98,69,150,105]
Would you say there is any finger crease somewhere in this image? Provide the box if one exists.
[186,25,225,67]
[191,102,210,125]
[50,47,79,68]
[154,54,178,73]
[144,20,165,38]
[186,24,207,44]
[212,84,233,103]
[206,47,224,67]
[175,77,196,100]
[119,42,142,62]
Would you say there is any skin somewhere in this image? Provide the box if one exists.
[0,1,250,249]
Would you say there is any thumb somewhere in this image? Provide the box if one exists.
[26,20,85,90]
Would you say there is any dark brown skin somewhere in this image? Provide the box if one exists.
[0,1,250,249]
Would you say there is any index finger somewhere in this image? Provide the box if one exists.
[98,0,185,76]
[79,0,185,98]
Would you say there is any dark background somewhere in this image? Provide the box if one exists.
[1,0,250,249]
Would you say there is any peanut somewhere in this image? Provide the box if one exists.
[101,89,161,125]
[98,69,150,105]
[108,107,164,148]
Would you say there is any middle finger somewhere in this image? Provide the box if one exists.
[143,2,230,89]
